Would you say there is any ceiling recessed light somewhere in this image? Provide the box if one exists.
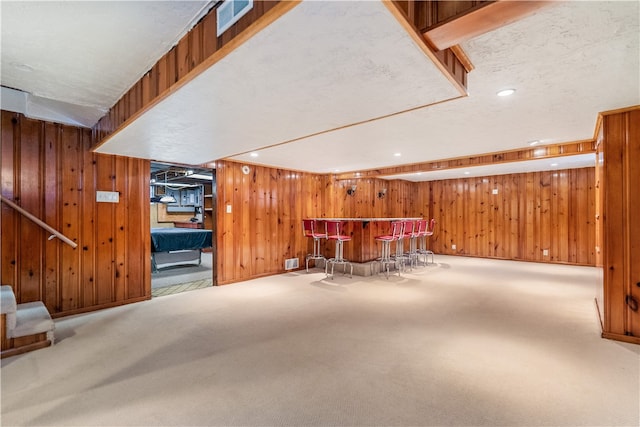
[497,88,516,97]
[249,152,258,158]
[550,163,559,167]
[528,140,540,146]
[464,171,470,175]
[394,153,401,157]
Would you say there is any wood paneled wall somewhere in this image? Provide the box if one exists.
[1,111,150,317]
[598,108,640,343]
[323,178,424,219]
[425,169,596,265]
[216,161,596,284]
[215,161,325,284]
[394,0,488,32]
[2,114,598,311]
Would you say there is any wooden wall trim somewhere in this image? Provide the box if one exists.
[335,140,596,180]
[601,332,640,345]
[422,1,552,51]
[594,105,640,141]
[49,296,150,319]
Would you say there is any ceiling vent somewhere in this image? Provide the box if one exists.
[217,0,253,36]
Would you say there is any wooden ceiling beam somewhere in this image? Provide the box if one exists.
[423,1,554,51]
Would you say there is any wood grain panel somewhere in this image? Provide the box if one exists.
[215,161,325,284]
[43,122,61,311]
[81,134,97,308]
[600,108,640,343]
[424,168,595,265]
[1,114,18,290]
[1,111,151,317]
[18,117,43,302]
[59,125,82,312]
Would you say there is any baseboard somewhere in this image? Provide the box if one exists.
[601,332,640,345]
[1,339,51,359]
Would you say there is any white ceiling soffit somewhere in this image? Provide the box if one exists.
[230,0,639,174]
[381,153,595,182]
[94,0,460,164]
[1,86,103,128]
[0,1,213,128]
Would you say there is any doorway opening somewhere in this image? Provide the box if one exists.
[149,161,216,297]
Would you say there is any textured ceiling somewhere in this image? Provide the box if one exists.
[94,0,460,165]
[1,1,213,126]
[2,1,639,176]
[228,0,639,174]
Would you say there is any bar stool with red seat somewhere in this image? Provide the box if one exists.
[418,218,436,264]
[396,219,416,271]
[372,220,403,278]
[408,219,427,267]
[302,219,327,273]
[407,219,428,266]
[324,220,353,279]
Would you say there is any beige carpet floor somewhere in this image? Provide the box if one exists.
[151,279,212,298]
[1,256,639,426]
[151,253,213,289]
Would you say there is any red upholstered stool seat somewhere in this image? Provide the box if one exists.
[372,221,403,278]
[302,219,327,272]
[325,220,352,279]
[417,218,436,265]
[396,219,416,271]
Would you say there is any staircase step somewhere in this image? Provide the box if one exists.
[11,302,55,340]
[1,285,55,358]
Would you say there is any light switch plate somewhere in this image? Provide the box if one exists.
[96,191,119,203]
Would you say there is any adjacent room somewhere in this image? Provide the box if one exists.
[149,162,215,296]
[1,1,638,426]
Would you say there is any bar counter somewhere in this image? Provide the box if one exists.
[308,217,421,263]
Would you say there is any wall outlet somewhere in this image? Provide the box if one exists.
[451,244,457,250]
[543,249,549,256]
[492,189,499,195]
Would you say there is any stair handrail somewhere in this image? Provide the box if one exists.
[0,195,78,249]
